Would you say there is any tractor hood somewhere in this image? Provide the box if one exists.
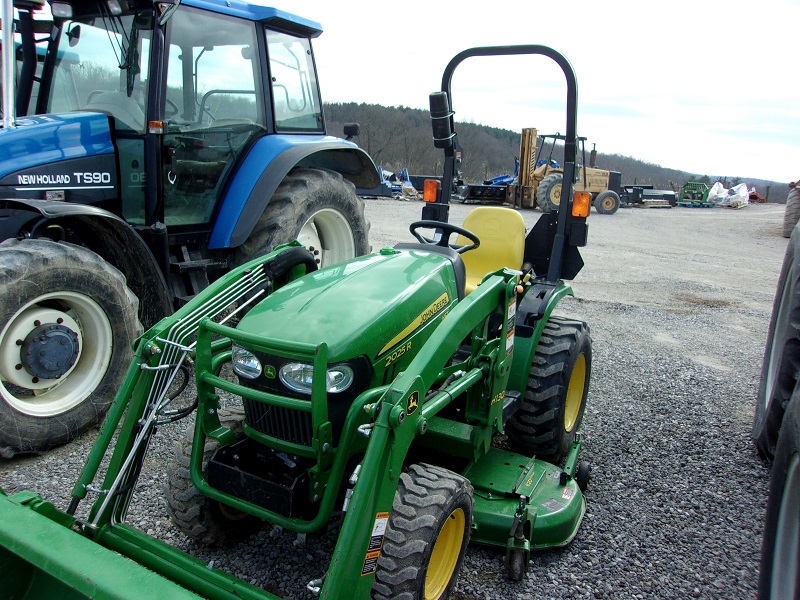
[0,113,114,178]
[0,113,118,204]
[238,248,461,362]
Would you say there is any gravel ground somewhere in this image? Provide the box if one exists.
[0,200,786,599]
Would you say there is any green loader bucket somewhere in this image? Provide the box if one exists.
[0,492,203,600]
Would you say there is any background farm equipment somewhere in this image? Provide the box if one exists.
[459,129,622,215]
[0,0,379,455]
[677,182,713,207]
[619,185,677,208]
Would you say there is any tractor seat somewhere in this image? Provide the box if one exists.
[393,243,467,300]
[456,207,526,294]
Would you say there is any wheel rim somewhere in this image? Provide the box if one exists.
[549,184,562,207]
[425,507,465,599]
[218,503,250,521]
[0,291,113,416]
[564,354,587,432]
[297,208,356,267]
[771,452,800,598]
[602,196,616,210]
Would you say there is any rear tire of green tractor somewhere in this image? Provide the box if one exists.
[235,168,370,269]
[594,190,620,215]
[536,173,563,213]
[164,409,259,546]
[506,316,592,464]
[372,463,473,600]
[0,239,140,457]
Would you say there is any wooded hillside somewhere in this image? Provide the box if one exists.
[325,102,788,201]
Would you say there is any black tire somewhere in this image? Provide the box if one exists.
[594,190,620,215]
[0,239,140,457]
[372,463,473,600]
[782,185,800,238]
[506,316,592,464]
[536,173,563,213]
[576,461,591,492]
[507,548,526,582]
[235,168,370,268]
[758,389,800,599]
[754,230,800,461]
[164,409,259,545]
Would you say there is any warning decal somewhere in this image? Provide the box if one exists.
[361,512,390,576]
[361,551,381,576]
[506,299,516,356]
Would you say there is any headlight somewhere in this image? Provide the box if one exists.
[279,362,355,395]
[232,345,262,379]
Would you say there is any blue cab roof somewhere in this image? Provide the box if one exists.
[180,1,322,37]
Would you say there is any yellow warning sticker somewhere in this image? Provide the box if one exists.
[361,550,381,576]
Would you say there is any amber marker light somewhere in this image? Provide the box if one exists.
[423,179,441,203]
[148,120,164,134]
[572,191,591,217]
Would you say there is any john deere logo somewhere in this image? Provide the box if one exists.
[406,391,419,415]
[264,365,276,379]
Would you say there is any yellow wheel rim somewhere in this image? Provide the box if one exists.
[564,354,587,432]
[218,503,249,521]
[550,184,562,206]
[424,507,465,599]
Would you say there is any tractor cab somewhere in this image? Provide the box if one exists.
[2,0,326,231]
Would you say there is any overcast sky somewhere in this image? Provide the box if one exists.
[272,0,798,185]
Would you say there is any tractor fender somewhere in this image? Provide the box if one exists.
[0,199,171,328]
[209,135,379,249]
[507,282,575,394]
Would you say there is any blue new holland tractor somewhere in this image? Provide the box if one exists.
[0,0,379,455]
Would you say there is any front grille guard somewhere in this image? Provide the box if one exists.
[190,319,382,532]
[196,319,331,460]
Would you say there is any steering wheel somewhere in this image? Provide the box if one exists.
[408,220,480,254]
[165,98,179,118]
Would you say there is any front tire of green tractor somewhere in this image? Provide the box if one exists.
[0,239,140,457]
[536,173,563,212]
[235,168,370,269]
[164,409,259,546]
[372,463,473,600]
[594,190,620,215]
[506,316,592,464]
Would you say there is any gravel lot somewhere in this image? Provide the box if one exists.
[0,200,787,599]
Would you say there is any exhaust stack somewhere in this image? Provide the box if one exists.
[2,0,16,129]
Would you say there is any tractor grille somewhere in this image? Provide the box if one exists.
[243,398,313,447]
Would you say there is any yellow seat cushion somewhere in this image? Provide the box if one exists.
[456,207,526,294]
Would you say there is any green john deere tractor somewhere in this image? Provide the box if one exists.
[0,45,592,599]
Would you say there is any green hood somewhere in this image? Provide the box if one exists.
[237,248,461,362]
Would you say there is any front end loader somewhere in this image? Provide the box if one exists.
[0,45,592,599]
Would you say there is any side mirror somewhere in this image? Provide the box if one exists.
[429,91,454,149]
[343,122,360,141]
[66,23,81,47]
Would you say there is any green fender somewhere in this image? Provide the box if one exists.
[506,282,574,395]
